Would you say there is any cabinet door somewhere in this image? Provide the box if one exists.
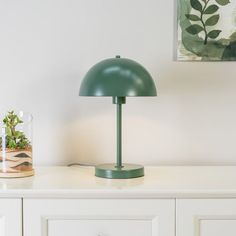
[177,199,236,236]
[0,199,22,236]
[24,199,174,236]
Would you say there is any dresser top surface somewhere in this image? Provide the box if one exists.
[0,166,236,198]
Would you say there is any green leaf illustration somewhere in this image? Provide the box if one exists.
[215,0,230,5]
[185,14,201,21]
[208,30,222,38]
[186,24,204,34]
[190,0,203,11]
[204,5,219,14]
[205,14,220,26]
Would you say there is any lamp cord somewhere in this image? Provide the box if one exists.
[67,163,95,167]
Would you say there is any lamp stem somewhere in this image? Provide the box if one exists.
[117,103,122,168]
[113,97,126,168]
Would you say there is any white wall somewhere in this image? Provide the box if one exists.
[1,0,236,166]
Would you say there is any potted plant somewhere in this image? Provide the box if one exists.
[0,111,34,177]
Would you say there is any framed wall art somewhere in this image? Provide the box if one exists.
[177,0,236,61]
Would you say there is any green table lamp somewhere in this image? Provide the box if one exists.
[79,56,157,179]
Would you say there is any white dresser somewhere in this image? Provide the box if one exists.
[1,166,236,236]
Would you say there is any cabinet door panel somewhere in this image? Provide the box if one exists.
[201,219,236,236]
[177,199,236,236]
[0,199,22,236]
[24,199,174,236]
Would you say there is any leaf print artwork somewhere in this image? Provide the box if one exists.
[177,0,236,60]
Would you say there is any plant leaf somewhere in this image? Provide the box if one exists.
[204,5,219,14]
[8,139,16,148]
[185,14,201,21]
[5,127,12,136]
[190,0,203,11]
[186,24,204,34]
[205,14,220,26]
[208,30,222,38]
[215,0,230,5]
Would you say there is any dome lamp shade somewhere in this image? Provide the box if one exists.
[79,56,157,179]
[79,56,157,97]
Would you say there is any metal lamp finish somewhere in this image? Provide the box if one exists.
[79,57,157,97]
[79,56,157,179]
[95,164,144,179]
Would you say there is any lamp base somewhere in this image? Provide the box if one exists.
[95,163,144,179]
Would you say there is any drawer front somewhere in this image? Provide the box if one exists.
[177,199,236,236]
[24,199,174,236]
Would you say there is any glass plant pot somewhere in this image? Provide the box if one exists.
[0,111,34,178]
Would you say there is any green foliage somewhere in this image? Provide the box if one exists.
[190,0,203,11]
[185,0,230,44]
[207,29,222,38]
[204,5,219,14]
[1,111,30,150]
[185,14,201,21]
[186,24,204,34]
[215,0,230,5]
[222,39,236,60]
[205,14,220,26]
